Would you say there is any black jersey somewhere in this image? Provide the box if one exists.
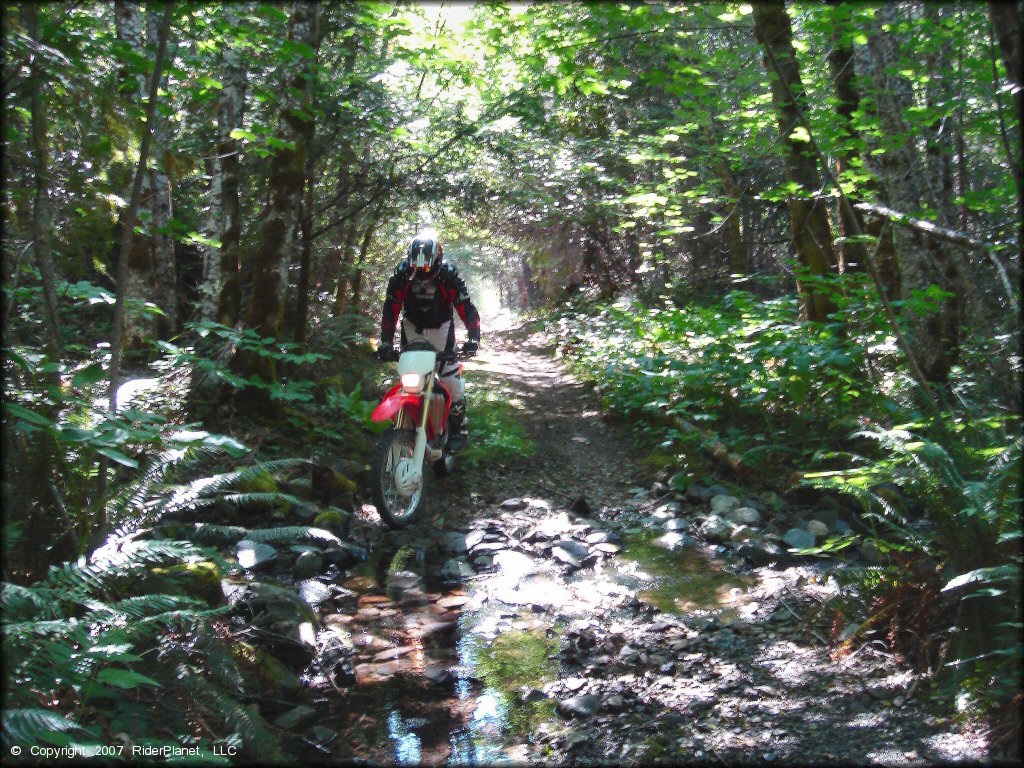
[380,260,481,343]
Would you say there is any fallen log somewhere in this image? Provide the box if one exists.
[640,405,747,476]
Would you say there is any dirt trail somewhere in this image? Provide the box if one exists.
[313,321,986,766]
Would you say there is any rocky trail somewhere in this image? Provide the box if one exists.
[180,321,987,765]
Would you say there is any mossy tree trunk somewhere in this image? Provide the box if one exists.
[233,0,320,395]
[752,1,837,322]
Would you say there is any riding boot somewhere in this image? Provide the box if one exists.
[447,400,468,453]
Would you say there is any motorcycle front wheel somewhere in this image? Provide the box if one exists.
[370,427,425,528]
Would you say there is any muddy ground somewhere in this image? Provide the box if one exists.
[283,320,989,766]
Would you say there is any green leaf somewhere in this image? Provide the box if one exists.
[2,402,55,428]
[95,668,161,689]
[72,362,105,387]
[94,446,139,468]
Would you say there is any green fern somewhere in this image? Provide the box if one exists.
[2,708,89,745]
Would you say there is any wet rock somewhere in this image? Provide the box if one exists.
[710,494,741,516]
[557,693,600,718]
[699,515,731,542]
[555,539,589,560]
[725,506,763,526]
[564,677,587,692]
[424,665,454,685]
[274,704,316,730]
[686,483,707,502]
[290,502,320,522]
[386,570,421,591]
[654,531,695,550]
[552,546,583,568]
[465,529,487,550]
[807,519,829,539]
[735,541,787,567]
[437,594,470,609]
[729,524,756,542]
[605,694,626,711]
[593,542,622,554]
[500,497,528,510]
[354,660,405,686]
[703,484,731,500]
[441,532,467,554]
[322,544,363,570]
[783,528,815,550]
[298,579,331,607]
[412,619,457,640]
[665,518,689,531]
[236,540,277,570]
[294,551,323,579]
[472,554,494,569]
[372,645,415,663]
[521,688,547,703]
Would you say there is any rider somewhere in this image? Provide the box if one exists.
[376,230,480,452]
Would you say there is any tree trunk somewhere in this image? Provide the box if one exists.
[200,153,222,322]
[827,0,899,297]
[114,0,160,351]
[752,1,837,322]
[146,10,177,338]
[865,5,962,382]
[98,2,172,554]
[215,3,247,327]
[233,0,319,391]
[988,1,1023,259]
[332,217,360,316]
[288,158,315,343]
[24,6,63,358]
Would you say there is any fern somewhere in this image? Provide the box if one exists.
[178,669,283,761]
[2,708,89,745]
[244,526,340,545]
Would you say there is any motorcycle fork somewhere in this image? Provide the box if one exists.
[410,372,435,475]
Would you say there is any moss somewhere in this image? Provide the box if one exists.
[235,468,279,495]
[313,507,348,535]
[147,560,223,605]
[472,629,558,737]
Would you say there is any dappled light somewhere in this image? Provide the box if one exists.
[3,0,1018,764]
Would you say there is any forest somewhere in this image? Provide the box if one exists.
[2,0,1020,764]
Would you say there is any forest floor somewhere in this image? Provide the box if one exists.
[295,318,990,766]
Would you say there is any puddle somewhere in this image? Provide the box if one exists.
[320,544,562,765]
[617,531,754,619]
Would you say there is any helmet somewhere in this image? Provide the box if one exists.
[407,230,442,276]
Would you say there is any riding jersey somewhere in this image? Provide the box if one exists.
[380,260,481,348]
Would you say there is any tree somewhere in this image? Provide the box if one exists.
[752,1,837,322]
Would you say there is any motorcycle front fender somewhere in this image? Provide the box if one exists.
[371,385,422,423]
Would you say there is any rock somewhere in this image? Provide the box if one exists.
[729,524,756,542]
[298,579,331,607]
[442,532,468,554]
[604,694,626,711]
[725,506,762,526]
[321,542,364,567]
[147,561,223,605]
[783,528,816,550]
[372,645,416,663]
[521,688,547,703]
[593,542,622,554]
[564,677,587,692]
[312,726,337,745]
[555,539,589,560]
[654,531,694,550]
[293,551,323,579]
[703,484,731,500]
[386,570,421,591]
[500,498,528,510]
[552,546,583,568]
[424,665,454,685]
[274,704,316,730]
[699,515,732,542]
[236,540,277,570]
[291,502,320,521]
[735,541,787,567]
[437,594,470,610]
[313,508,350,536]
[557,694,600,718]
[665,518,689,531]
[686,483,706,502]
[710,495,742,516]
[807,519,829,539]
[465,530,487,550]
[355,661,405,685]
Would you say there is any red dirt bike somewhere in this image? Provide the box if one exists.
[370,340,474,528]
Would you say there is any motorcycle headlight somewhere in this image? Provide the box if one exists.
[401,373,423,392]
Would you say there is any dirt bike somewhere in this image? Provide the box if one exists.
[369,339,474,528]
